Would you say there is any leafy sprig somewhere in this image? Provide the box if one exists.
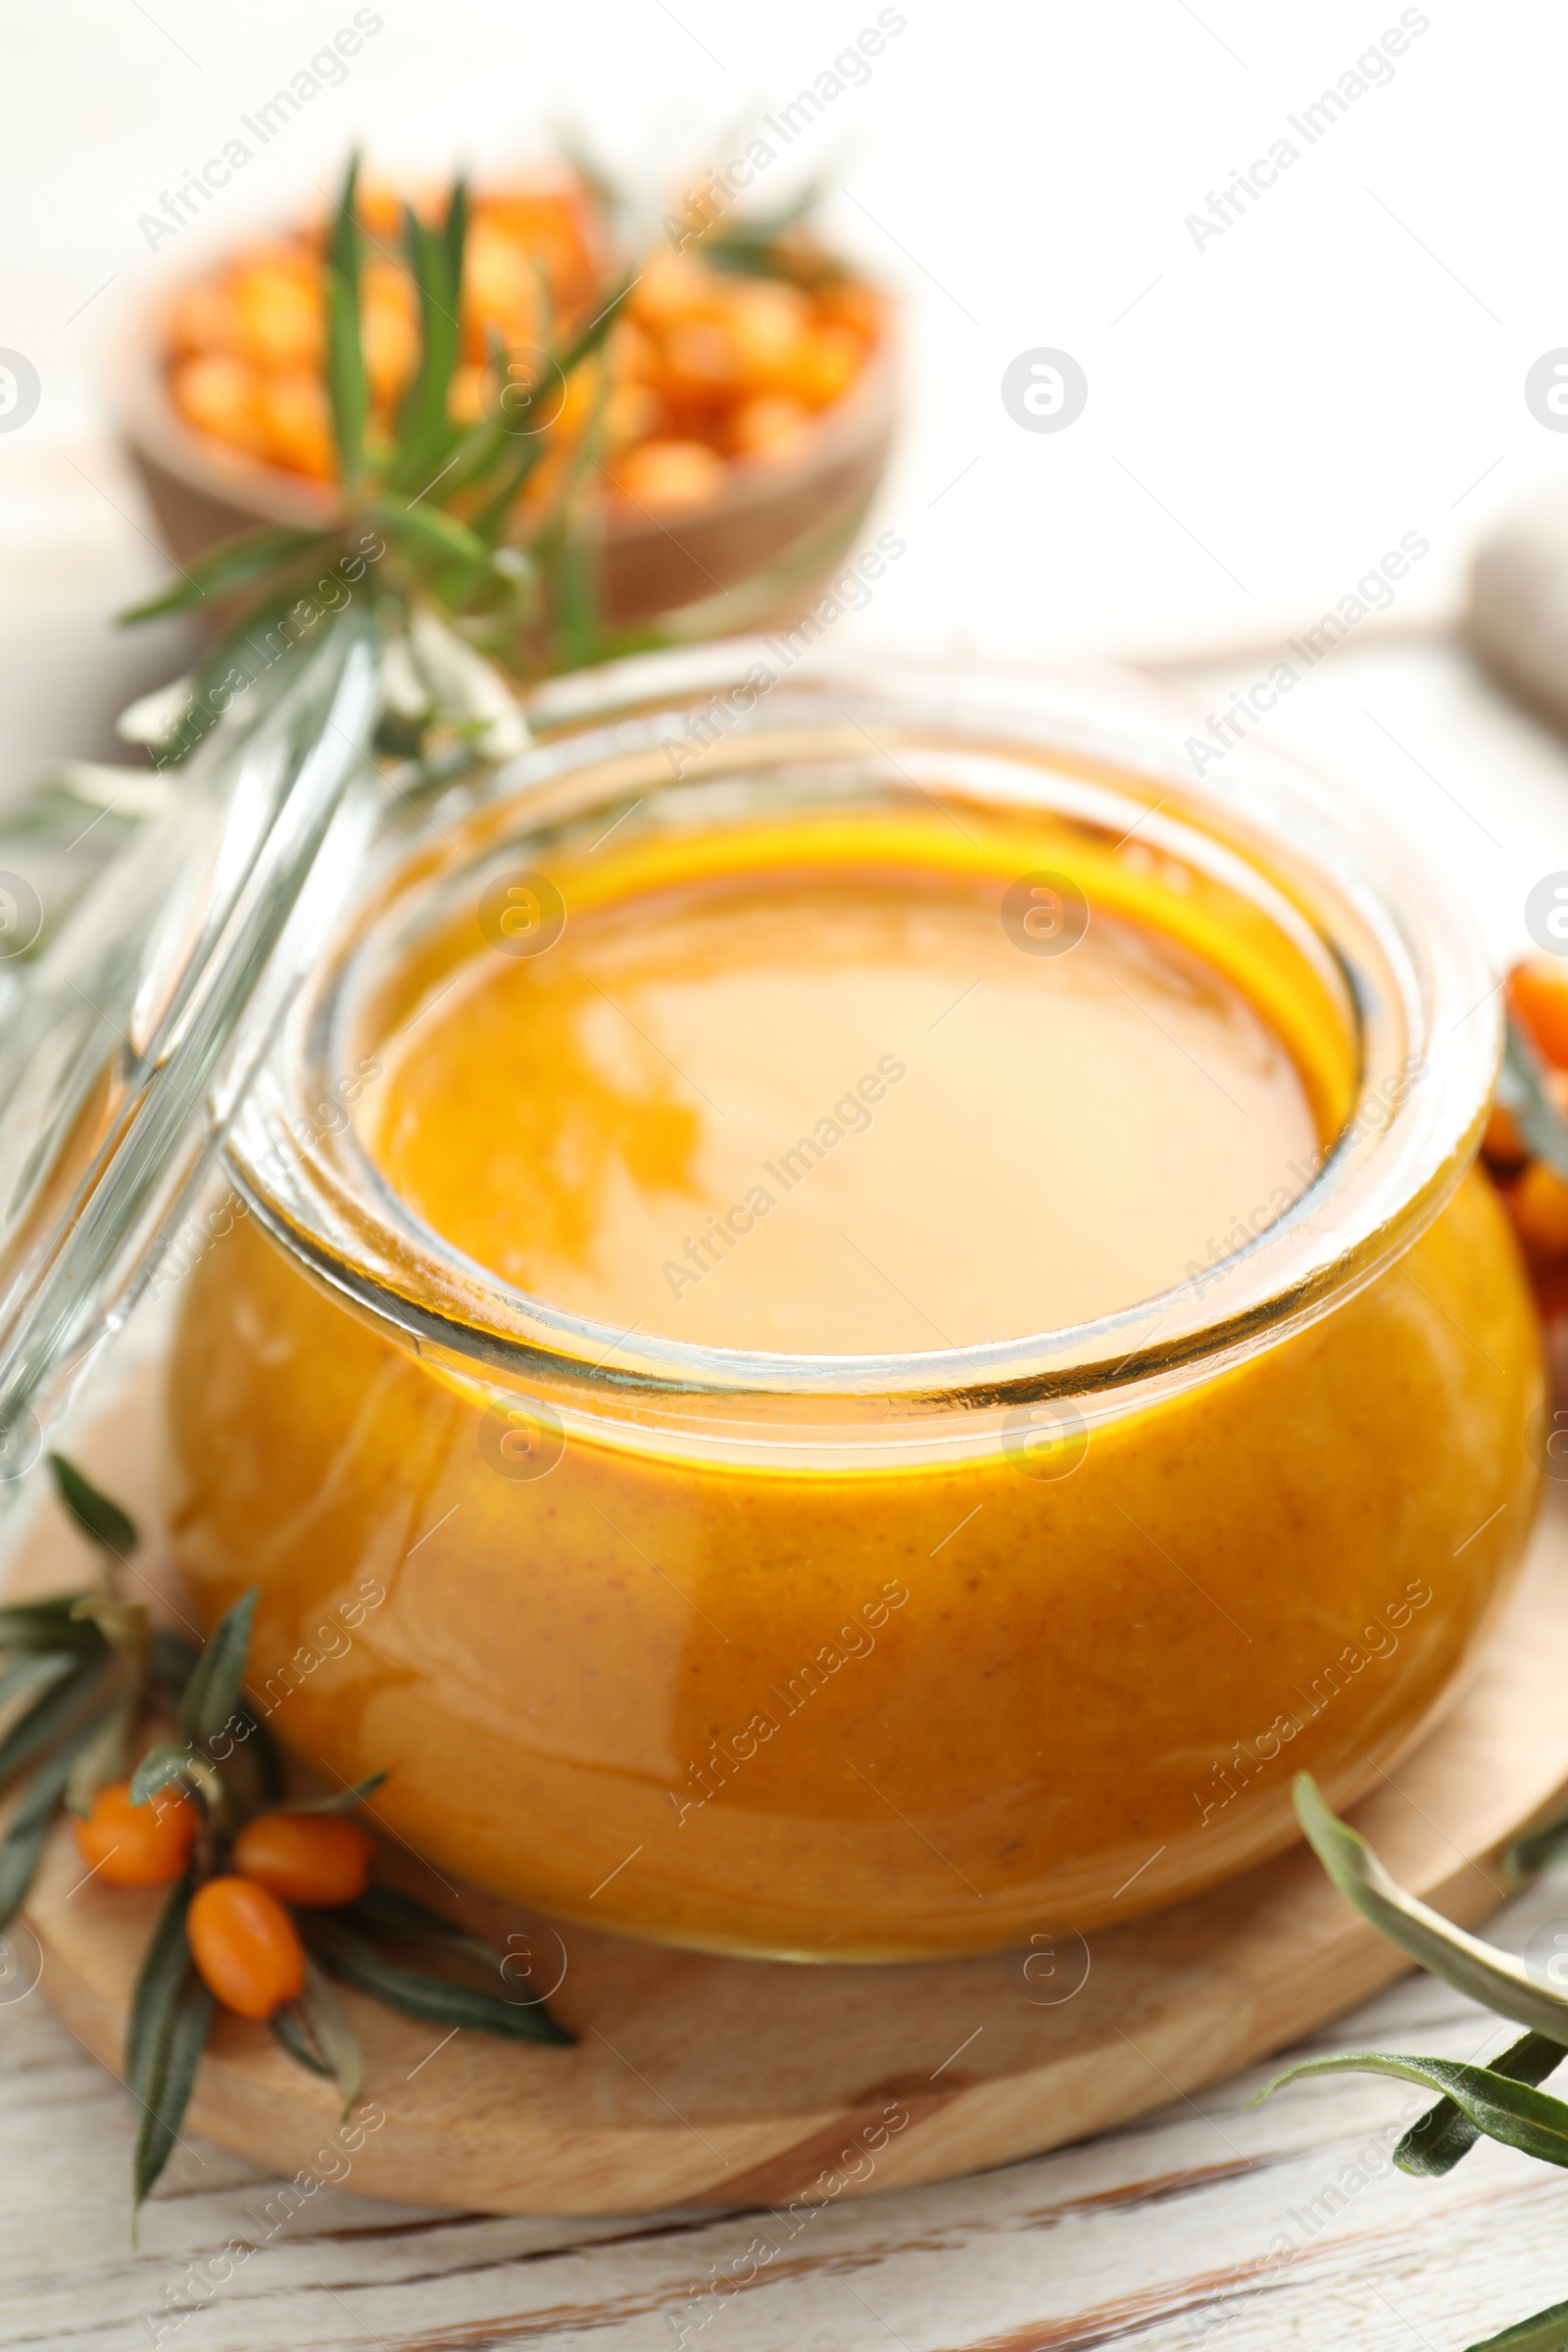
[698,182,848,290]
[0,1456,572,2214]
[0,1458,187,1924]
[1260,1775,1568,2349]
[120,150,637,781]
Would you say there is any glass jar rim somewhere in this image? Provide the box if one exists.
[223,640,1496,1453]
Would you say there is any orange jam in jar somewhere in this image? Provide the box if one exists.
[166,653,1542,1959]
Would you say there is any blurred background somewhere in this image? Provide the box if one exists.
[4,0,1568,961]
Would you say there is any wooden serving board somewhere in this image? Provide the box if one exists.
[13,1384,1568,2219]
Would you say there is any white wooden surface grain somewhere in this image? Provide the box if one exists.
[10,1898,1568,2352]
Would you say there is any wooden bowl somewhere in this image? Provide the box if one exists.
[111,281,898,636]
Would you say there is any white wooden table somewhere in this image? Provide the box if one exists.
[9,1889,1568,2352]
[8,425,1568,2345]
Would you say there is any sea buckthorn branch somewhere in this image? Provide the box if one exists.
[0,1455,176,1926]
[0,151,876,954]
[117,148,639,787]
[0,1453,573,2215]
[112,145,872,764]
[1257,1776,1568,2350]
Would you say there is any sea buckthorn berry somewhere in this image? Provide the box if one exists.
[73,1780,199,1887]
[609,318,662,384]
[166,279,244,357]
[629,251,720,329]
[232,1811,375,1909]
[822,279,883,338]
[170,353,270,460]
[1509,960,1568,1072]
[661,319,745,404]
[781,324,864,409]
[728,394,812,463]
[604,380,664,449]
[725,281,812,390]
[231,255,322,370]
[612,438,727,511]
[1511,1159,1568,1258]
[465,219,542,348]
[257,371,334,479]
[161,186,876,514]
[187,1876,305,2018]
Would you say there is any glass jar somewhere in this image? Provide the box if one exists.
[163,647,1543,1961]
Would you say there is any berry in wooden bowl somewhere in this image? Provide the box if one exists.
[113,171,896,641]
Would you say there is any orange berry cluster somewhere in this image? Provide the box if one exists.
[74,1785,374,2019]
[164,180,882,515]
[607,250,881,511]
[1484,960,1568,1316]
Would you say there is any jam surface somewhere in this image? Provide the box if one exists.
[370,838,1321,1351]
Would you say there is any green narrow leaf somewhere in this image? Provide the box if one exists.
[370,497,490,583]
[0,1650,78,1714]
[1396,2030,1568,2177]
[465,277,635,549]
[304,1914,574,2046]
[0,1590,88,1627]
[270,2003,335,2078]
[322,148,367,489]
[287,1771,388,1816]
[177,1588,258,1749]
[547,505,607,675]
[706,179,822,255]
[154,568,336,767]
[230,1705,284,1805]
[325,266,368,491]
[390,200,462,488]
[1294,1774,1568,2043]
[0,1789,62,1927]
[704,238,844,291]
[328,148,363,308]
[63,1689,136,1816]
[1257,2048,1568,2170]
[128,1742,198,1809]
[416,408,509,505]
[1466,2297,1568,2350]
[443,174,468,310]
[132,1964,214,2213]
[465,435,551,554]
[118,524,326,626]
[0,1654,109,1788]
[300,1954,367,2116]
[703,189,841,290]
[0,1606,101,1654]
[69,1594,148,1657]
[148,1630,202,1709]
[0,1709,111,1925]
[126,1875,198,2106]
[47,1454,136,1556]
[343,1882,501,1968]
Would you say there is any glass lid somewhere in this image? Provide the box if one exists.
[0,617,381,1492]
